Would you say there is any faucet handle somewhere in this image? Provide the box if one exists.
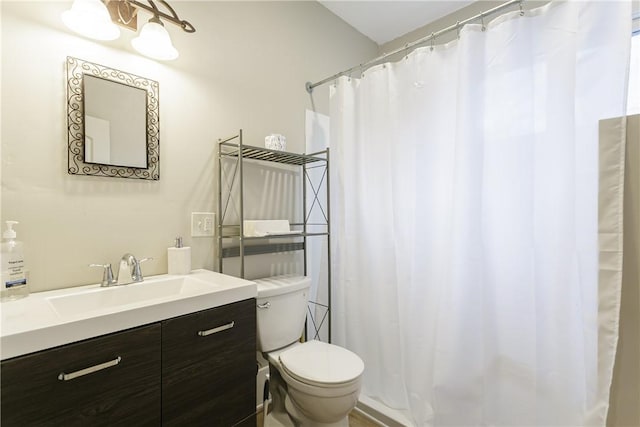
[89,263,116,287]
[132,257,154,282]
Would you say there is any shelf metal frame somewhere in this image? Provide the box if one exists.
[216,130,332,342]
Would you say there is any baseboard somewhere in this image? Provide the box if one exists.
[352,406,391,426]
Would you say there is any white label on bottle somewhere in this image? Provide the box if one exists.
[3,259,26,289]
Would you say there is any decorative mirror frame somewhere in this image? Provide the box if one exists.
[66,56,160,180]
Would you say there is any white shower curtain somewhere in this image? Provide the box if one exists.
[330,2,631,426]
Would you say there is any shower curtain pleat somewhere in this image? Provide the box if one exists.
[329,1,631,425]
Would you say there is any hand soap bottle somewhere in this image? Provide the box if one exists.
[1,221,29,301]
[167,237,191,275]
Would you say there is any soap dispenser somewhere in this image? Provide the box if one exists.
[167,237,191,275]
[1,221,29,301]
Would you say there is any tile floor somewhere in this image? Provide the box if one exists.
[256,409,382,426]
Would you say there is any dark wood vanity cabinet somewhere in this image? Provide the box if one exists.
[0,324,161,426]
[162,298,257,427]
[1,298,257,427]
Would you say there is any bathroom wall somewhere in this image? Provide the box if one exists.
[0,1,377,292]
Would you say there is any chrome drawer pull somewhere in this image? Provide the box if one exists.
[58,356,122,381]
[257,302,271,309]
[198,321,235,337]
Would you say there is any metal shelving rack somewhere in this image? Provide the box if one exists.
[217,130,332,342]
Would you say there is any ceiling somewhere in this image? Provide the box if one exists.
[319,1,475,45]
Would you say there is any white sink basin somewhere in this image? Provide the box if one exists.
[47,276,217,317]
[1,269,257,360]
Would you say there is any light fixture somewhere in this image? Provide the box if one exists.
[131,17,178,60]
[62,0,195,61]
[61,0,120,41]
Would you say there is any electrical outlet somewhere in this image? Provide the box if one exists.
[191,212,215,237]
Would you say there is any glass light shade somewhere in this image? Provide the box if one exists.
[131,21,179,61]
[61,0,120,41]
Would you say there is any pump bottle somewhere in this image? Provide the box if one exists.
[1,221,29,301]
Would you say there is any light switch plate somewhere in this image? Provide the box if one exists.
[191,212,215,237]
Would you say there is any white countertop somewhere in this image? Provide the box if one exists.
[0,269,256,360]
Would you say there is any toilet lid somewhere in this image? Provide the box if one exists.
[279,340,364,385]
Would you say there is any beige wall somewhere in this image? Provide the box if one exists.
[608,115,640,427]
[0,1,377,292]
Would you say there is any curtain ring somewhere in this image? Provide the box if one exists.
[456,21,461,39]
[481,13,486,31]
[430,32,435,51]
[405,43,409,60]
[519,0,525,16]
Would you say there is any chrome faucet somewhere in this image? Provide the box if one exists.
[89,254,153,286]
[117,253,138,285]
[117,253,153,285]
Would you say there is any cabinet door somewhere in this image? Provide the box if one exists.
[162,299,256,426]
[1,323,161,427]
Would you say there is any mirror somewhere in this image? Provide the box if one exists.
[66,57,159,180]
[84,75,147,168]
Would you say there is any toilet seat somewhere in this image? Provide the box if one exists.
[278,340,364,387]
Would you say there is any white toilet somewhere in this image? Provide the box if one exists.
[255,275,364,427]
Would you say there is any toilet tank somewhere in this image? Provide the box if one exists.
[254,275,311,353]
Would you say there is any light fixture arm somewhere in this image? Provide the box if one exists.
[124,0,195,32]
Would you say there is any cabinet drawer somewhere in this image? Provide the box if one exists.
[162,298,256,426]
[1,323,161,427]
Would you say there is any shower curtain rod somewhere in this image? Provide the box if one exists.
[306,0,525,93]
[307,2,640,92]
